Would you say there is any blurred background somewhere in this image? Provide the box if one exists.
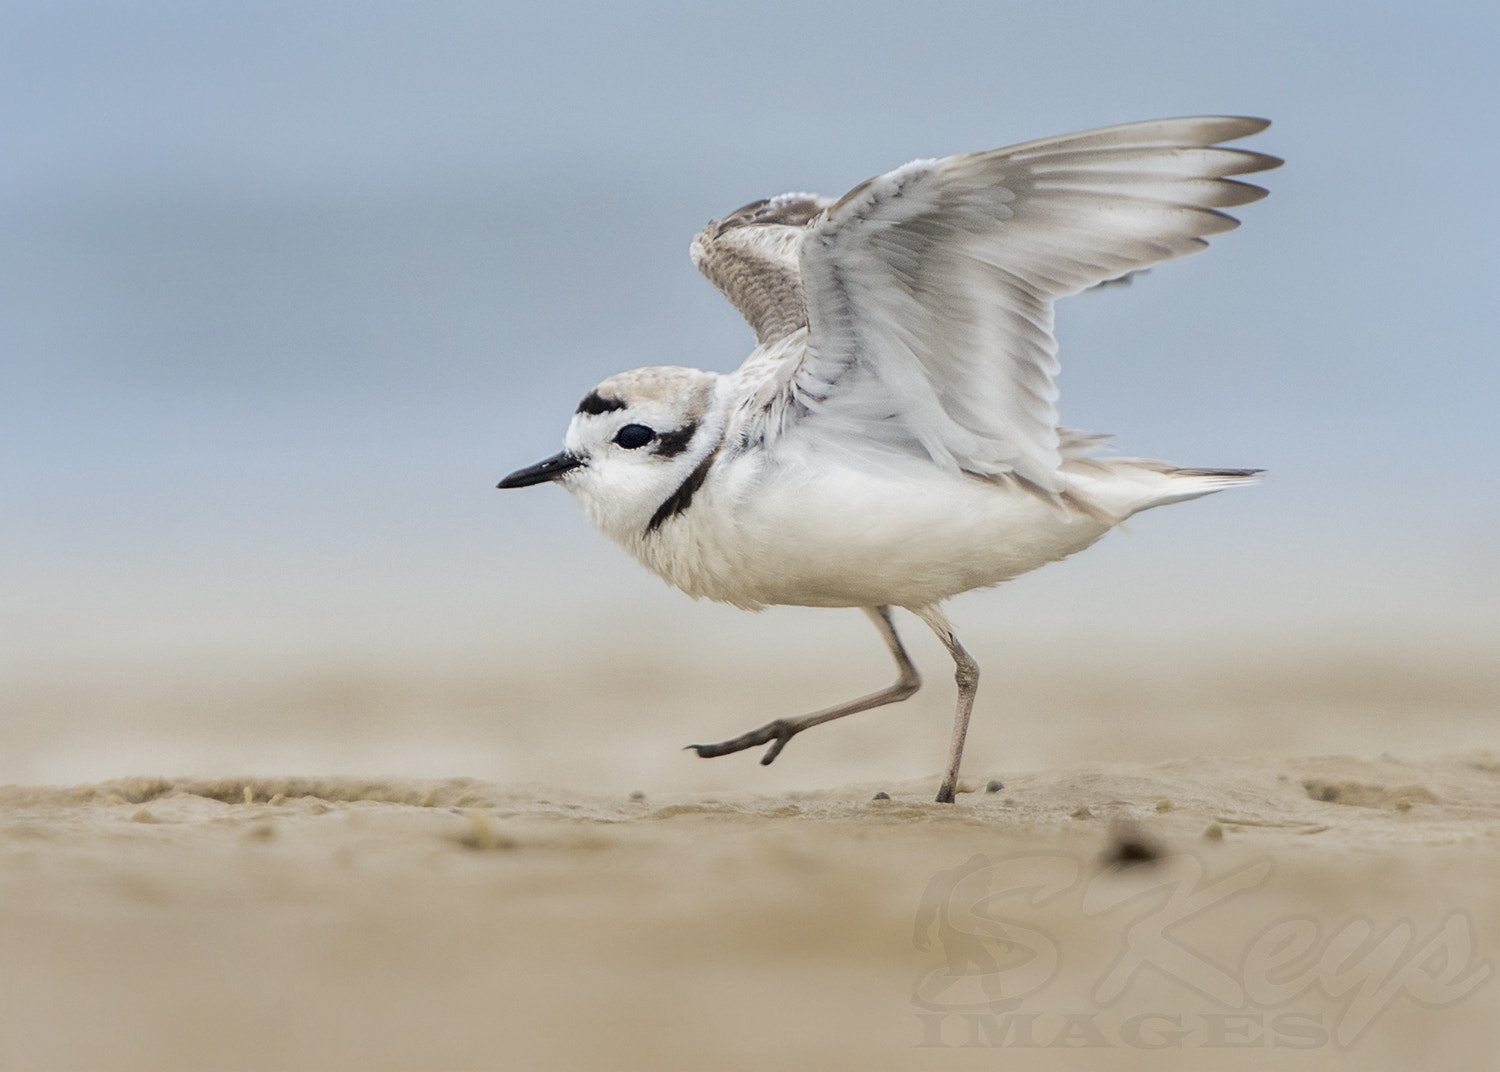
[2,1,1496,791]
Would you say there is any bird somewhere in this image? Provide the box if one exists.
[498,116,1280,803]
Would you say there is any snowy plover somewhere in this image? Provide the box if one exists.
[499,116,1279,802]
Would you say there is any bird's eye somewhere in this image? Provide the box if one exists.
[613,423,655,449]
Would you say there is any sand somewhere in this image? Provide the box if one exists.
[0,753,1496,1070]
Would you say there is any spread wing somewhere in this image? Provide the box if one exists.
[779,115,1281,491]
[690,193,833,345]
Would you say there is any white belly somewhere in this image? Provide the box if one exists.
[634,452,1113,610]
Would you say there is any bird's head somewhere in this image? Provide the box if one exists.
[498,366,724,539]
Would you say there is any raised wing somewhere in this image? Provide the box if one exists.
[786,116,1280,491]
[690,193,833,345]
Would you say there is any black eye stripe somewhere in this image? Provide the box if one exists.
[614,423,654,449]
[651,422,698,458]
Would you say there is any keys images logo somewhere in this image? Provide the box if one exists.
[910,852,1490,1050]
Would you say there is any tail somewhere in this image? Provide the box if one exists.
[1132,465,1262,513]
[1160,465,1261,494]
[1064,460,1262,521]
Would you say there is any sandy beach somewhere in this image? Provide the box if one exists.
[1,752,1495,1070]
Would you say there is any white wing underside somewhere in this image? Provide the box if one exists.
[690,116,1281,492]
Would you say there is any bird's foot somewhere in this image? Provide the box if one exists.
[687,718,798,765]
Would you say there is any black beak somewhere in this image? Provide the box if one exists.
[497,451,584,489]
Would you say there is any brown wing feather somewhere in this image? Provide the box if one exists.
[689,194,832,345]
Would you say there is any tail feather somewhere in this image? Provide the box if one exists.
[1065,460,1262,520]
[1172,466,1263,479]
[1136,465,1262,511]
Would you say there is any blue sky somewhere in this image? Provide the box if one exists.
[3,1,1497,673]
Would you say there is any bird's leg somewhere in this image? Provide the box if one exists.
[688,605,921,765]
[913,605,979,804]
